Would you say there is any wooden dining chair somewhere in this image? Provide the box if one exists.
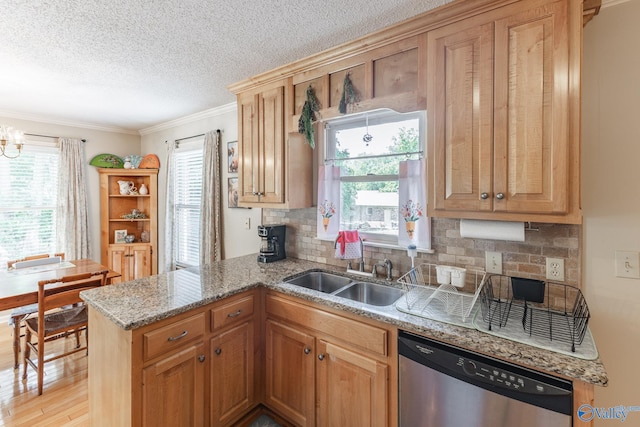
[8,252,66,369]
[22,269,107,395]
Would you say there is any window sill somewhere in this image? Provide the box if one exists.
[316,236,434,254]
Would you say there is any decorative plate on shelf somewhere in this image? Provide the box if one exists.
[129,155,143,168]
[89,153,124,168]
[138,154,160,169]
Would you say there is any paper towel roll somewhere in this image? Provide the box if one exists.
[459,219,525,242]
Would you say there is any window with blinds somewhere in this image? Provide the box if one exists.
[0,145,59,267]
[172,139,204,268]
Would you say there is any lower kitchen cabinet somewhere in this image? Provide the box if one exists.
[142,342,206,426]
[316,340,388,427]
[210,321,255,426]
[265,320,315,426]
[88,290,258,427]
[264,292,395,427]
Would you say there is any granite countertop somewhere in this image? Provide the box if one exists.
[80,254,608,387]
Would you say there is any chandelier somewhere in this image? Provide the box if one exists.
[0,125,24,159]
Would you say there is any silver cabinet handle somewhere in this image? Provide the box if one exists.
[304,347,311,355]
[496,193,505,200]
[318,353,325,361]
[198,354,205,363]
[480,192,489,200]
[167,330,187,342]
[227,309,242,318]
[215,347,222,356]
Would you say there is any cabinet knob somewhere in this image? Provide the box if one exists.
[496,193,505,200]
[317,353,325,361]
[480,192,489,200]
[198,354,206,363]
[215,347,222,356]
[304,347,311,355]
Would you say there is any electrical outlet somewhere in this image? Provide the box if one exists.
[546,257,565,281]
[615,250,640,279]
[485,251,502,274]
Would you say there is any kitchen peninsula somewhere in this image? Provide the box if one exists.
[81,254,607,427]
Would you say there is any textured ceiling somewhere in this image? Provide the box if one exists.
[0,0,451,132]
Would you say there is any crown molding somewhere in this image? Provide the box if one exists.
[0,109,139,135]
[138,102,237,136]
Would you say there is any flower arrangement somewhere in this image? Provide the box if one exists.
[401,200,423,222]
[318,200,336,218]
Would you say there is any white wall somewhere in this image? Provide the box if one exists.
[0,115,140,263]
[583,1,640,423]
[140,104,262,271]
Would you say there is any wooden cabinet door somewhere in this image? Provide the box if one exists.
[493,0,569,214]
[238,93,260,204]
[258,85,285,204]
[316,340,388,427]
[107,244,127,284]
[265,319,315,427]
[428,18,494,214]
[210,321,255,426]
[142,342,206,427]
[131,244,151,280]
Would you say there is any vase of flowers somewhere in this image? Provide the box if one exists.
[400,199,423,239]
[318,200,336,231]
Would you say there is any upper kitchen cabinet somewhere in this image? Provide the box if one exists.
[232,79,313,209]
[428,0,583,224]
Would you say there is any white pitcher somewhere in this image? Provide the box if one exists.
[118,180,135,195]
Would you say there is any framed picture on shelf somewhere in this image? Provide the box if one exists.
[227,141,238,173]
[114,229,128,244]
[228,177,239,208]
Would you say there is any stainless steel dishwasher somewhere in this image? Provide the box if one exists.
[399,331,573,427]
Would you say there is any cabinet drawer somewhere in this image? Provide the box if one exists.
[143,313,206,361]
[266,293,388,357]
[211,293,254,332]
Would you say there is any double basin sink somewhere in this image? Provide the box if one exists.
[284,271,404,307]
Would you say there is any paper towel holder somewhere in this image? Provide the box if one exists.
[525,222,539,232]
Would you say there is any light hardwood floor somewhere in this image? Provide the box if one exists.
[0,310,89,426]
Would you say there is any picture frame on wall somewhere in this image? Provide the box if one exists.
[228,177,239,208]
[227,141,238,173]
[114,229,128,244]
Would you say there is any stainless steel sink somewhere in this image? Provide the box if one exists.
[334,281,404,306]
[285,271,353,293]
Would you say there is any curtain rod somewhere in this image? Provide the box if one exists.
[167,129,221,144]
[25,133,86,143]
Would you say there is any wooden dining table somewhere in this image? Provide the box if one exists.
[0,258,120,312]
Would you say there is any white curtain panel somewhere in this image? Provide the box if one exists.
[316,164,341,239]
[164,141,177,272]
[398,158,430,250]
[56,138,90,259]
[199,130,222,265]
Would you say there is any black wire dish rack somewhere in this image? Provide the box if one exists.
[478,274,590,352]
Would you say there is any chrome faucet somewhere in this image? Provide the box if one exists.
[372,259,393,280]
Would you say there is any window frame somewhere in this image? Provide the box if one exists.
[323,109,426,245]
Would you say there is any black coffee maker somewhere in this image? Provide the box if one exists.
[257,224,286,263]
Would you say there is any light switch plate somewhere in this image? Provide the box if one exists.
[244,217,251,230]
[485,251,502,274]
[615,250,640,279]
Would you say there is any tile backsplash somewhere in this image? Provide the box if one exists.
[263,208,581,287]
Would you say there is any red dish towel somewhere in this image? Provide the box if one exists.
[335,230,361,258]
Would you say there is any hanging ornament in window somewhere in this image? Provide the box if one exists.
[298,85,321,148]
[363,114,373,146]
[338,72,359,114]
